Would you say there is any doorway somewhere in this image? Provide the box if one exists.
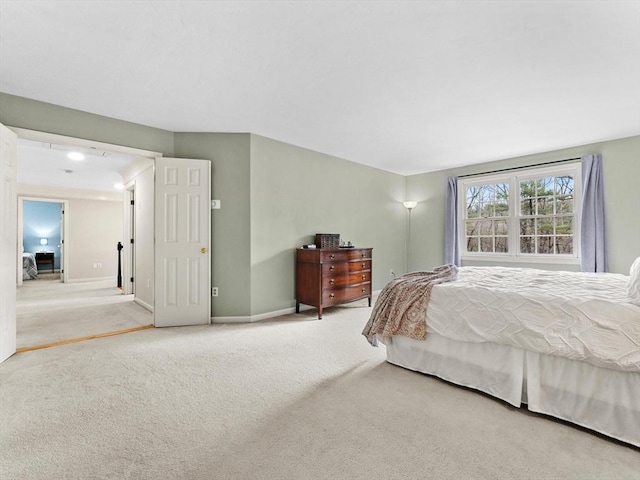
[14,131,155,350]
[18,198,66,285]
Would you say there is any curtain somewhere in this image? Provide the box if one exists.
[580,154,607,272]
[444,176,461,266]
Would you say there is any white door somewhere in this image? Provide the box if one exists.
[0,123,17,363]
[154,157,211,327]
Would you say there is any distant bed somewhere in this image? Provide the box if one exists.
[22,252,38,280]
[368,265,640,447]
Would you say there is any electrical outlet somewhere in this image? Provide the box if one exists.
[212,287,219,297]
[92,263,97,269]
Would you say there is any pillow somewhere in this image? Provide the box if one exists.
[627,257,640,306]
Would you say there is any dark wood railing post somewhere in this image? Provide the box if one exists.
[117,241,123,288]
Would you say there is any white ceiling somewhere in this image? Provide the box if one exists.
[17,139,134,192]
[1,1,639,176]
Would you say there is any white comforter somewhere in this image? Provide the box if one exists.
[426,266,640,373]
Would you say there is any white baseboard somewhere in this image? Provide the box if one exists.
[134,297,153,313]
[66,277,117,284]
[212,305,302,324]
[211,294,379,324]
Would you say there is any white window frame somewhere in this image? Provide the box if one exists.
[458,163,582,265]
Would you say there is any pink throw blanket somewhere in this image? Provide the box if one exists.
[362,264,458,346]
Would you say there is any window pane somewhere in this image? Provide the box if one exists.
[520,180,535,200]
[495,183,509,216]
[556,196,573,214]
[480,237,494,252]
[520,199,535,216]
[556,236,573,254]
[495,236,508,253]
[536,197,554,215]
[520,236,535,253]
[555,176,574,196]
[466,187,481,218]
[494,219,508,235]
[466,237,478,252]
[555,216,573,234]
[537,236,554,254]
[466,221,479,236]
[478,220,493,235]
[537,217,554,235]
[536,177,554,196]
[519,218,535,235]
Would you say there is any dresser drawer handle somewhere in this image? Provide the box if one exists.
[362,263,366,268]
[329,254,335,259]
[329,279,335,285]
[362,274,366,280]
[329,293,335,299]
[362,252,366,257]
[329,266,335,271]
[362,288,366,293]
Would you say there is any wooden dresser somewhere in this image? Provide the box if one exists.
[296,248,372,319]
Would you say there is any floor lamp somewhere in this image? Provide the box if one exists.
[402,201,418,272]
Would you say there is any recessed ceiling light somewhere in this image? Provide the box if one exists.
[68,152,85,161]
[113,183,125,190]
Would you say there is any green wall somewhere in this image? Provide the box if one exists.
[249,134,406,315]
[0,93,174,156]
[406,135,640,275]
[173,133,252,317]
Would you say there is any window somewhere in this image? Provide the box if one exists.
[459,163,581,263]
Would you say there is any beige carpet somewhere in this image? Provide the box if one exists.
[17,278,152,348]
[1,300,638,480]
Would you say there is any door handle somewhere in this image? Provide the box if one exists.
[201,247,208,254]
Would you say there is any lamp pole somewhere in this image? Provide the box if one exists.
[402,201,418,273]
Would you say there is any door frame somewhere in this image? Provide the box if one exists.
[11,128,162,319]
[17,197,69,285]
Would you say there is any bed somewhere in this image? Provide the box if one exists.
[22,252,38,280]
[365,264,640,447]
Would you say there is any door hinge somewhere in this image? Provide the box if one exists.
[130,200,134,206]
[130,238,134,244]
[130,277,134,283]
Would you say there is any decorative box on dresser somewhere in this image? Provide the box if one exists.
[296,248,373,319]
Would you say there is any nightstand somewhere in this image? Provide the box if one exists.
[35,252,55,273]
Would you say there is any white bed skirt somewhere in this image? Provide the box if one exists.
[386,333,640,447]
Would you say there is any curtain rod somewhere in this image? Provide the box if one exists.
[458,156,581,179]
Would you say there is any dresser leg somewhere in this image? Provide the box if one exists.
[318,306,322,320]
[368,296,372,307]
[296,302,300,314]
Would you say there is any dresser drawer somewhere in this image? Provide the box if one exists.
[349,260,371,272]
[323,271,371,288]
[320,249,372,262]
[323,283,372,306]
[322,262,350,276]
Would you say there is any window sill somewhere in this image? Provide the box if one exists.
[461,254,580,266]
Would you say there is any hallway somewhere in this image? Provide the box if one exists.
[17,277,152,349]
